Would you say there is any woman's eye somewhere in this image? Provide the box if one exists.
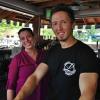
[20,37,24,41]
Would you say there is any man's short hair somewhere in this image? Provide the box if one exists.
[51,4,75,22]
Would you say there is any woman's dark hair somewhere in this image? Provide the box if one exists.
[18,28,34,37]
[51,4,75,22]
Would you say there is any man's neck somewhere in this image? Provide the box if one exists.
[60,38,77,49]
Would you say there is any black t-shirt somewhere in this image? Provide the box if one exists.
[43,40,99,100]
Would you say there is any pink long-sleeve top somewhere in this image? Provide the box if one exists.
[7,49,46,100]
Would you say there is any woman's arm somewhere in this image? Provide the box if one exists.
[7,89,14,100]
[79,73,98,100]
[7,57,19,100]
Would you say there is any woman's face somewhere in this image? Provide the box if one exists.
[19,30,35,50]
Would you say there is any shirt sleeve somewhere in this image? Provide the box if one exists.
[79,48,100,74]
[41,49,49,65]
[6,56,19,90]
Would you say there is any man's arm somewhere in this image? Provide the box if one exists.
[14,63,48,100]
[79,72,98,100]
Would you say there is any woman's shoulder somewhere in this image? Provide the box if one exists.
[13,50,24,59]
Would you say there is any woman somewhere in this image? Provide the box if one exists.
[7,28,46,100]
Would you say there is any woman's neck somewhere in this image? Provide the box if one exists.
[25,48,38,60]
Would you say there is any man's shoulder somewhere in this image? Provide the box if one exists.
[77,40,94,51]
[49,42,60,51]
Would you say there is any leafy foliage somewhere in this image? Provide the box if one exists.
[0,19,22,39]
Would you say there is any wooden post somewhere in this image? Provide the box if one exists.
[32,16,41,36]
[32,16,42,47]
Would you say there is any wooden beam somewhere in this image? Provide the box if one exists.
[36,0,74,8]
[0,0,43,15]
[25,0,52,3]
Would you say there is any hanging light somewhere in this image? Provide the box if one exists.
[25,23,29,27]
[0,20,2,23]
[6,20,10,24]
[13,21,17,26]
[85,25,91,29]
[19,22,22,26]
[95,24,100,29]
[78,25,83,29]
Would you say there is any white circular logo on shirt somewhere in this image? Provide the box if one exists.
[63,61,76,76]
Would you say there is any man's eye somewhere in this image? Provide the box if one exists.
[52,22,57,26]
[62,21,67,24]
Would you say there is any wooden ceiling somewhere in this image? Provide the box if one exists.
[0,0,100,25]
[0,9,34,23]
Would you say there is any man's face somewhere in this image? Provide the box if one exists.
[51,11,74,42]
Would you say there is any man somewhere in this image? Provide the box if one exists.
[14,4,99,100]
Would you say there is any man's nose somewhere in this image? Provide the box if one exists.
[57,23,63,31]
